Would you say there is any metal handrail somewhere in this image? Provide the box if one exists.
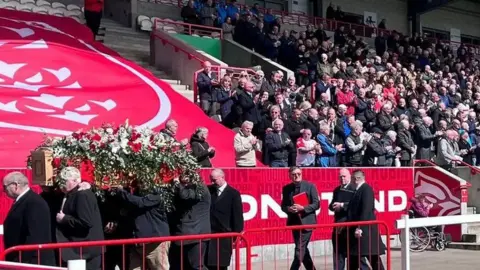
[413,159,439,167]
[193,65,258,104]
[153,18,223,39]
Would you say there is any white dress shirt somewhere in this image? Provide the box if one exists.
[217,182,227,196]
[15,187,30,202]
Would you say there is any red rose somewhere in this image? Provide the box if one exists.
[90,144,96,151]
[130,132,141,141]
[52,157,62,168]
[128,141,142,153]
[92,134,102,141]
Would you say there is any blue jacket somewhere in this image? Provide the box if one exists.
[226,4,239,20]
[316,134,337,167]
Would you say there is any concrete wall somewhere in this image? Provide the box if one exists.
[103,0,131,27]
[221,39,294,82]
[150,30,227,90]
[420,0,480,37]
[452,167,480,210]
[327,0,409,34]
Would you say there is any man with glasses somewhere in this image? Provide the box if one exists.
[3,172,55,266]
[281,167,319,270]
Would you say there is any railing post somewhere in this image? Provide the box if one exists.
[400,214,410,270]
[68,260,86,270]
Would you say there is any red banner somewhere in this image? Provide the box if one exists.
[0,9,238,168]
[200,168,415,246]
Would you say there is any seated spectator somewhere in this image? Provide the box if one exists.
[234,121,260,167]
[264,119,293,167]
[190,127,215,167]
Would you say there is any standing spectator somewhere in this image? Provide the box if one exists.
[296,129,320,167]
[181,0,200,25]
[363,127,387,166]
[347,170,386,270]
[169,177,211,270]
[113,183,170,270]
[264,119,293,167]
[55,167,104,270]
[285,109,306,165]
[206,169,244,270]
[160,119,189,145]
[3,172,55,266]
[458,130,475,165]
[197,61,219,115]
[345,122,366,167]
[222,17,234,40]
[234,121,260,167]
[226,0,239,23]
[416,116,441,160]
[281,167,319,270]
[376,103,396,132]
[374,31,387,57]
[190,127,215,167]
[397,120,416,166]
[436,130,462,170]
[213,75,234,125]
[200,0,216,27]
[84,0,103,38]
[317,123,343,167]
[235,81,262,131]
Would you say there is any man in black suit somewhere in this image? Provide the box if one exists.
[169,176,211,270]
[3,172,55,266]
[281,166,319,270]
[55,167,104,270]
[113,182,170,270]
[206,169,244,270]
[347,170,386,270]
[329,168,366,270]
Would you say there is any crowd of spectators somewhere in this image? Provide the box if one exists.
[188,0,480,169]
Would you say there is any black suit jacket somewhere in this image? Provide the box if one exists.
[206,184,244,266]
[170,183,211,245]
[347,183,385,256]
[329,184,355,223]
[4,190,55,265]
[281,181,319,226]
[56,188,104,261]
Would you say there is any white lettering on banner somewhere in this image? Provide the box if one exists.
[242,190,408,221]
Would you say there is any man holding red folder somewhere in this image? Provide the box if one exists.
[281,166,320,270]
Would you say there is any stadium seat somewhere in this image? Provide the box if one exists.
[51,2,65,8]
[66,4,80,11]
[20,0,35,4]
[35,0,50,7]
[0,2,7,8]
[56,7,68,15]
[32,5,48,14]
[211,32,221,38]
[137,15,149,26]
[4,1,19,9]
[70,16,82,23]
[64,10,82,17]
[18,3,35,11]
[47,6,62,16]
[140,20,153,31]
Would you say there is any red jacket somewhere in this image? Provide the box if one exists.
[336,90,355,115]
[85,0,104,12]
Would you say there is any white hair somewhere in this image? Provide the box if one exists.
[241,121,254,128]
[60,167,81,182]
[386,130,397,138]
[3,172,29,186]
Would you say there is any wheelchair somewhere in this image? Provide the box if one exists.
[405,210,447,252]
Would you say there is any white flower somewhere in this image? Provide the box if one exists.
[111,142,120,153]
[120,139,129,149]
[106,128,114,135]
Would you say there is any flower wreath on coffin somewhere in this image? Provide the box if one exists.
[27,120,204,212]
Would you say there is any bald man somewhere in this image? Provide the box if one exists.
[3,172,55,266]
[205,169,244,270]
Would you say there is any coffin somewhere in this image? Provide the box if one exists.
[30,148,54,186]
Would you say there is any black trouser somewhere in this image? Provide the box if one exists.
[84,10,103,37]
[291,230,316,270]
[400,160,412,167]
[349,255,385,270]
[170,242,207,270]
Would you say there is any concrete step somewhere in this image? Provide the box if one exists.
[468,207,477,215]
[162,79,181,85]
[448,242,480,250]
[462,233,480,243]
[175,89,194,102]
[171,84,189,91]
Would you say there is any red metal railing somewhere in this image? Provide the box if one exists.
[310,79,356,104]
[148,0,390,38]
[0,233,249,270]
[243,220,392,270]
[0,221,391,270]
[413,159,439,167]
[151,31,205,64]
[193,65,258,103]
[153,18,223,38]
